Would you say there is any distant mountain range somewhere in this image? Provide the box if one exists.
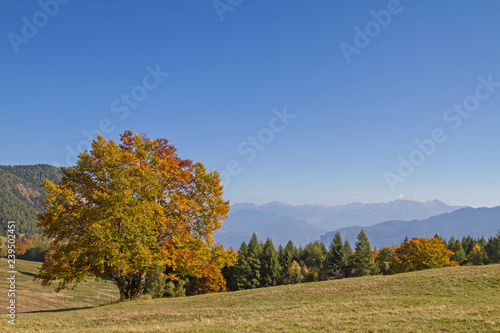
[0,164,62,236]
[320,206,500,249]
[3,165,496,250]
[215,200,465,249]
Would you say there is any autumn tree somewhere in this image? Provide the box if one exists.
[392,237,457,273]
[284,260,302,284]
[0,238,7,257]
[36,132,237,300]
[350,230,378,277]
[14,238,27,256]
[466,243,487,265]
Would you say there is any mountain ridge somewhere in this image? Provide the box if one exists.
[216,199,465,249]
[0,164,62,235]
[319,206,500,248]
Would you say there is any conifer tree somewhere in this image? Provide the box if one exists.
[478,236,487,250]
[279,240,298,273]
[375,246,397,275]
[343,239,354,276]
[351,229,379,277]
[485,232,500,263]
[326,232,347,278]
[449,239,466,265]
[447,236,456,250]
[462,235,474,254]
[344,239,353,258]
[244,233,262,288]
[259,238,282,287]
[234,241,250,290]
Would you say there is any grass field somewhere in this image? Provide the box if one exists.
[0,258,119,314]
[1,260,498,332]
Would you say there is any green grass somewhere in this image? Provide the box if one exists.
[0,258,119,314]
[2,262,499,332]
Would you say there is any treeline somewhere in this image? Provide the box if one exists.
[2,230,499,299]
[141,230,500,298]
[0,234,51,261]
[222,230,500,292]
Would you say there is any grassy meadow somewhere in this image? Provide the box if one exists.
[1,259,499,332]
[0,258,119,313]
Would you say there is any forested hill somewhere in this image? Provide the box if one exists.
[0,164,62,236]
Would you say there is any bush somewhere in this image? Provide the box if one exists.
[165,279,187,298]
[18,243,50,262]
[145,266,167,298]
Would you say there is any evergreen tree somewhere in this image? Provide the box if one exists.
[279,240,298,273]
[344,239,353,258]
[375,246,397,275]
[462,235,474,254]
[485,232,500,263]
[343,239,354,277]
[449,239,466,265]
[478,236,487,250]
[299,241,327,282]
[447,236,456,252]
[301,241,326,271]
[245,233,262,288]
[434,233,445,245]
[144,266,167,298]
[351,229,379,277]
[326,233,347,278]
[233,241,250,290]
[259,238,282,287]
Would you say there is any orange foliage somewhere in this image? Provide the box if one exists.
[36,131,237,300]
[15,239,27,256]
[392,237,458,273]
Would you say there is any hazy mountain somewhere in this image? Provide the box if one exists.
[214,208,325,250]
[215,200,464,249]
[0,164,62,236]
[320,206,500,249]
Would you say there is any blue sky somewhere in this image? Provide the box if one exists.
[1,0,500,207]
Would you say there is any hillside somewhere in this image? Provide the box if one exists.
[0,164,62,236]
[7,264,499,332]
[321,206,500,248]
[0,258,119,313]
[215,200,464,249]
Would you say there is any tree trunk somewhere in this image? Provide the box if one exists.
[115,272,147,301]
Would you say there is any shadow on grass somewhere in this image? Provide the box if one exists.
[22,299,121,314]
[18,270,37,278]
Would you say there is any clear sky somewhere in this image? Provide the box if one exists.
[1,0,500,207]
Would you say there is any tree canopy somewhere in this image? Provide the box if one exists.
[36,131,237,300]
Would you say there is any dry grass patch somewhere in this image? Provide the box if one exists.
[1,261,499,332]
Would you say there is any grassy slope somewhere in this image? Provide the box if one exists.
[0,258,119,314]
[3,264,500,332]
